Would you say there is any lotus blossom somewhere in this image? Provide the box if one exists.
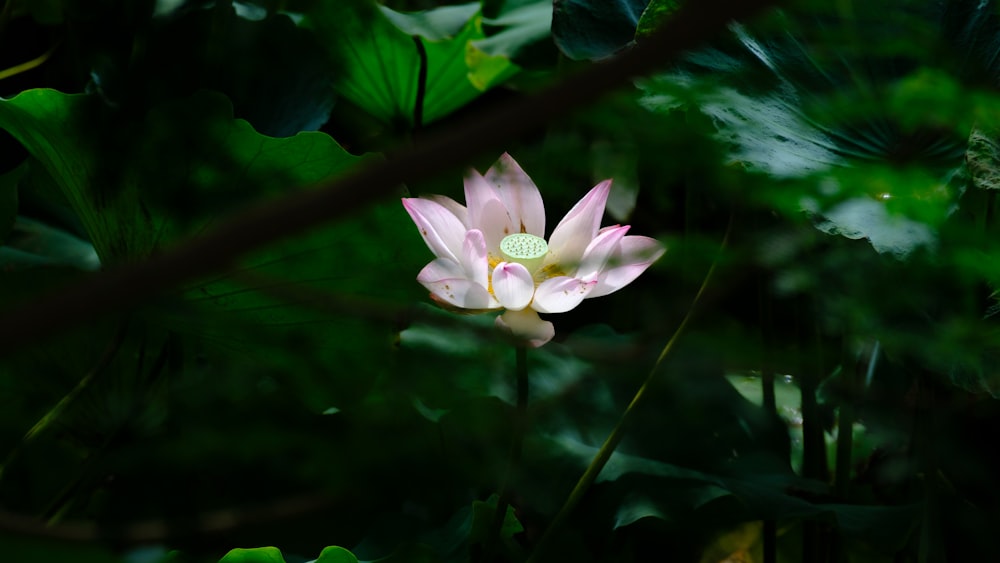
[402,153,665,347]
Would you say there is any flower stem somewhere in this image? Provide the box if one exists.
[484,345,529,561]
[799,314,829,561]
[526,219,731,562]
[0,42,60,82]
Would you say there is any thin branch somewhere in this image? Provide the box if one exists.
[0,42,61,82]
[526,214,733,562]
[0,318,129,479]
[0,0,778,353]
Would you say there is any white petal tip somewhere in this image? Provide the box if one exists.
[496,308,555,347]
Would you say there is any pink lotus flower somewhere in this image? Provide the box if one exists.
[402,153,665,347]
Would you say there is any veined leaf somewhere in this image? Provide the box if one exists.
[634,0,681,39]
[304,2,518,128]
[474,0,554,59]
[0,90,151,265]
[552,0,650,60]
[640,4,983,258]
[546,432,919,551]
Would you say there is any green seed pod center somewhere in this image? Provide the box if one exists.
[499,233,548,272]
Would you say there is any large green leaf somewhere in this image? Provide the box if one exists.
[219,547,287,563]
[805,165,958,259]
[353,494,521,563]
[0,216,99,271]
[303,2,518,129]
[314,546,360,563]
[551,0,650,60]
[967,125,1000,191]
[397,304,594,413]
[0,89,366,264]
[935,0,1000,84]
[547,432,919,551]
[118,90,366,228]
[0,89,151,264]
[30,1,335,137]
[634,0,681,38]
[164,197,426,412]
[469,493,524,543]
[1,87,412,412]
[474,0,554,59]
[126,91,411,406]
[380,2,480,39]
[218,546,358,563]
[638,4,989,258]
[129,5,337,136]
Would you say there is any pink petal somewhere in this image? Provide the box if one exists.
[461,229,490,289]
[531,276,597,314]
[576,224,630,280]
[477,198,515,253]
[426,194,468,227]
[491,262,535,311]
[419,276,499,310]
[495,308,555,347]
[464,170,514,250]
[589,236,665,298]
[484,153,546,237]
[464,169,504,226]
[402,197,467,262]
[416,257,465,283]
[417,257,500,310]
[546,180,612,270]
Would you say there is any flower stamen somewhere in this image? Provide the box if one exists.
[535,262,566,284]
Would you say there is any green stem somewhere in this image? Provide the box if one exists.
[0,319,128,479]
[526,218,731,563]
[45,330,174,524]
[757,268,776,563]
[412,35,427,132]
[484,345,529,562]
[834,341,875,501]
[829,342,875,562]
[799,318,829,562]
[833,402,854,495]
[0,42,60,82]
[797,312,827,484]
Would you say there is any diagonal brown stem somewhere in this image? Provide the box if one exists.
[0,0,778,353]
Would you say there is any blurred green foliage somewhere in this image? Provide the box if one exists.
[2,0,1000,562]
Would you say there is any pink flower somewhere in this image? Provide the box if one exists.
[402,153,665,347]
